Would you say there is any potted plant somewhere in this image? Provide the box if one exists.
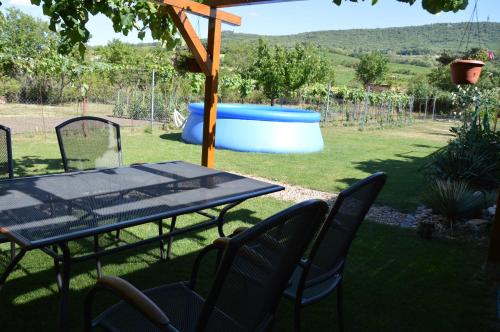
[447,48,495,85]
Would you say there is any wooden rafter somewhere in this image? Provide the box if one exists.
[156,0,241,25]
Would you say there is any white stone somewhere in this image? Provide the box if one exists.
[488,205,496,217]
[466,219,491,227]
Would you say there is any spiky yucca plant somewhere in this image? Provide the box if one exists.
[423,179,483,236]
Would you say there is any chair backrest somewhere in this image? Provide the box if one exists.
[198,199,329,331]
[0,125,14,180]
[55,116,122,172]
[305,172,387,286]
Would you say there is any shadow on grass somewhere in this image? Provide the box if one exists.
[0,219,494,332]
[159,133,183,142]
[0,207,264,331]
[337,153,432,211]
[14,156,63,177]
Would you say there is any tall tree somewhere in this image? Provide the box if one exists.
[355,51,389,89]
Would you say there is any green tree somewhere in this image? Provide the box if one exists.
[427,65,457,92]
[0,8,58,76]
[333,0,468,14]
[249,40,326,105]
[355,52,389,89]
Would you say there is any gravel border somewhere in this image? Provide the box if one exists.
[232,172,407,226]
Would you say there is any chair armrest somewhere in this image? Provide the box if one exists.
[84,276,174,332]
[189,238,230,288]
[231,227,249,236]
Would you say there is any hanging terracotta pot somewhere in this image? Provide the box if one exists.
[450,59,485,85]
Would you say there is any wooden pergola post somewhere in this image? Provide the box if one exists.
[154,0,293,168]
[202,17,222,167]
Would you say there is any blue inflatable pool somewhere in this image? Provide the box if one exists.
[182,103,324,153]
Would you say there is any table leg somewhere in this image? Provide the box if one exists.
[93,236,102,278]
[52,245,62,291]
[216,201,243,237]
[158,220,165,260]
[166,217,177,260]
[57,242,71,332]
[0,248,26,290]
[10,241,15,261]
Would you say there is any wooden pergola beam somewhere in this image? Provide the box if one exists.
[156,0,241,25]
[203,0,300,8]
[165,6,212,76]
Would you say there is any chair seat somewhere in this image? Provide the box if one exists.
[283,265,342,306]
[95,282,243,332]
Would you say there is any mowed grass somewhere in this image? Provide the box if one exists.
[0,120,495,331]
[0,201,493,331]
[11,120,453,211]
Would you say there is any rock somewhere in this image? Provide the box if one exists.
[416,205,427,213]
[488,205,496,218]
[401,214,417,228]
[466,219,491,229]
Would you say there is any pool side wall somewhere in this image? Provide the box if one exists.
[182,113,324,153]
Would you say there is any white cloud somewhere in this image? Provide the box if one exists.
[9,0,32,6]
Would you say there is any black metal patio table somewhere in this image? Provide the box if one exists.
[0,161,283,331]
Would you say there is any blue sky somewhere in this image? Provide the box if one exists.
[4,0,500,45]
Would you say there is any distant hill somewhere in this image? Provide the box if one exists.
[221,22,500,55]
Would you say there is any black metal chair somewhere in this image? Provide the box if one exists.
[284,172,387,332]
[84,199,329,332]
[55,116,125,277]
[55,116,122,172]
[55,116,174,264]
[0,125,16,260]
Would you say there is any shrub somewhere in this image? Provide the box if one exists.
[423,179,483,225]
[423,125,500,189]
[0,76,21,102]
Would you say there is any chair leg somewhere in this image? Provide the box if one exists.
[293,303,302,332]
[337,282,344,332]
[166,217,177,260]
[115,229,121,240]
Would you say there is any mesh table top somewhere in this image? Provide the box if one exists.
[0,161,283,248]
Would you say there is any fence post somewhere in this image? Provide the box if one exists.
[424,97,428,120]
[432,96,437,121]
[325,82,331,121]
[360,88,369,130]
[151,70,155,131]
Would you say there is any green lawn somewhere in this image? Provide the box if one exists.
[0,201,493,331]
[0,121,495,331]
[13,120,453,211]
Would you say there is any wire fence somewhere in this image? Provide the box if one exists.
[0,97,162,134]
[0,69,458,134]
[320,96,455,129]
